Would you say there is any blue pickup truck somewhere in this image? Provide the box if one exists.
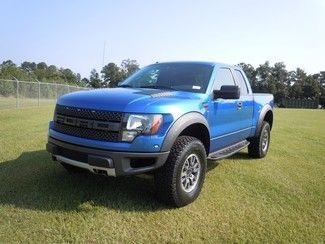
[47,61,274,207]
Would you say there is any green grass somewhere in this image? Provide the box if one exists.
[0,96,56,109]
[0,107,324,243]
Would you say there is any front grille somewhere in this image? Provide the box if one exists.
[54,105,123,142]
[55,104,122,122]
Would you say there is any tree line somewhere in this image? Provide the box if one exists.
[86,59,140,88]
[1,59,324,105]
[0,60,84,86]
[239,62,325,104]
[0,59,140,88]
[88,60,324,105]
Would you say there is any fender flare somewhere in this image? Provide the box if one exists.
[161,112,210,152]
[255,104,273,136]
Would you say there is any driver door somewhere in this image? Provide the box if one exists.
[208,67,243,152]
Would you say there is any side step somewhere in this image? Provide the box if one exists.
[207,140,250,161]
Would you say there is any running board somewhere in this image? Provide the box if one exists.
[207,140,250,161]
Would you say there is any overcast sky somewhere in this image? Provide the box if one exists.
[0,0,324,77]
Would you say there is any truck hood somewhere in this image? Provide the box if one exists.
[57,88,206,115]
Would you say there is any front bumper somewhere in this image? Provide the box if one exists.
[46,137,169,176]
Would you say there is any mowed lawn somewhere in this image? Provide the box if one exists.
[0,96,56,110]
[0,107,324,243]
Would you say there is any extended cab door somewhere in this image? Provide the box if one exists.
[208,67,239,151]
[208,67,253,152]
[232,68,254,139]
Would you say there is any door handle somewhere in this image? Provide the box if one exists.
[237,101,243,110]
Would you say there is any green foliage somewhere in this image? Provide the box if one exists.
[0,60,84,86]
[96,59,140,88]
[121,59,140,79]
[89,69,102,88]
[239,62,323,103]
[101,63,123,88]
[0,80,15,97]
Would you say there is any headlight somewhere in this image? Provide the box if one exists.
[122,114,163,142]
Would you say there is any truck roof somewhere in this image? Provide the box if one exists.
[155,61,241,70]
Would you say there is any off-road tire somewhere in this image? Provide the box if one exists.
[154,136,207,207]
[248,121,270,158]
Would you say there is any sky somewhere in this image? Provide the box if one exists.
[0,0,324,77]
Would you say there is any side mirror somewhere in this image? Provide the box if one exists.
[213,85,240,99]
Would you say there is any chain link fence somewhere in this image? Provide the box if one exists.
[0,79,89,110]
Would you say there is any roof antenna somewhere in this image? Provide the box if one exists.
[102,41,106,68]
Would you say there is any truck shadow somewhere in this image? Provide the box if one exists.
[0,150,167,212]
[0,150,250,212]
[207,151,252,171]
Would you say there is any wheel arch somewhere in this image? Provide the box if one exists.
[256,105,273,136]
[161,112,210,155]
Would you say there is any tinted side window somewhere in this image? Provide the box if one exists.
[213,68,235,90]
[234,70,249,95]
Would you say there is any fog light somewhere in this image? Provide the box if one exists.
[122,130,138,142]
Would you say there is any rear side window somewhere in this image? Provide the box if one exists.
[213,68,235,90]
[234,70,249,95]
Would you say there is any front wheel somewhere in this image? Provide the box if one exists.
[248,121,271,158]
[154,136,207,207]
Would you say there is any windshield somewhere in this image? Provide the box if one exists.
[118,63,214,93]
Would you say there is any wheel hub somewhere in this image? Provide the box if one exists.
[180,154,201,192]
[261,129,269,152]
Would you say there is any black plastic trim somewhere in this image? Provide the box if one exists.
[255,104,273,136]
[47,137,169,176]
[161,112,210,152]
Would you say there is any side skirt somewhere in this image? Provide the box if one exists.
[207,140,250,161]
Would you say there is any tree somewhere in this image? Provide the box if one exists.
[256,61,272,92]
[76,73,81,83]
[101,63,123,87]
[271,62,289,102]
[302,76,320,99]
[121,59,140,79]
[21,61,37,72]
[319,71,325,86]
[238,63,257,91]
[59,68,78,84]
[81,77,89,87]
[37,62,48,70]
[0,60,29,80]
[89,69,102,88]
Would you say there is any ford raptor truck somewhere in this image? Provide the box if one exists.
[46,62,274,207]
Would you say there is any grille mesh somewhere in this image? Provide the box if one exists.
[54,105,122,142]
[55,123,119,141]
[55,104,123,122]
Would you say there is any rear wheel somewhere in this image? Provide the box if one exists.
[154,136,207,207]
[248,121,270,158]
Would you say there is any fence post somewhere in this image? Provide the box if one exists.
[56,83,58,99]
[36,79,40,107]
[13,77,19,108]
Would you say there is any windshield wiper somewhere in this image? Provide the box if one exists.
[139,85,178,91]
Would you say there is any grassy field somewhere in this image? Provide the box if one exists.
[0,96,56,110]
[0,107,324,243]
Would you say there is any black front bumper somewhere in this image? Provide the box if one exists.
[46,137,169,176]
